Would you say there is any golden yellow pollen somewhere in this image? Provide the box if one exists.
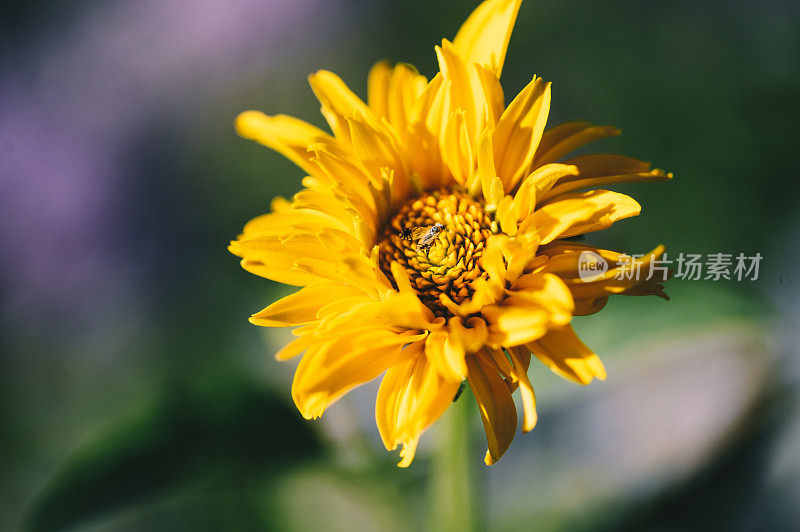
[378,190,498,315]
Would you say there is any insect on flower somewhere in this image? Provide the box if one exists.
[400,223,446,251]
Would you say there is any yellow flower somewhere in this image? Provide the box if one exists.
[230,0,670,467]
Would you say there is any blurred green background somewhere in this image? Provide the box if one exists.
[1,0,798,530]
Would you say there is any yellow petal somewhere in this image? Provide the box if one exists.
[375,341,422,449]
[292,329,416,419]
[474,64,505,125]
[389,261,415,294]
[478,348,514,383]
[507,346,537,432]
[452,0,523,77]
[513,163,579,217]
[397,436,420,468]
[230,234,337,286]
[237,258,315,286]
[425,328,467,381]
[482,304,549,347]
[544,169,672,200]
[367,61,393,119]
[562,153,653,178]
[467,355,517,465]
[406,121,449,190]
[511,174,537,221]
[564,245,669,301]
[315,296,383,322]
[235,111,333,176]
[308,70,372,141]
[477,129,504,206]
[539,154,672,202]
[347,115,405,180]
[495,195,517,236]
[438,277,500,317]
[240,208,349,238]
[505,272,575,326]
[480,235,507,286]
[573,296,609,316]
[520,189,641,244]
[376,342,461,467]
[436,40,486,141]
[274,332,314,361]
[378,292,439,331]
[499,232,540,283]
[541,242,664,282]
[387,64,428,133]
[413,73,446,131]
[448,316,489,353]
[293,253,392,298]
[292,194,361,232]
[309,143,381,204]
[528,324,606,385]
[539,242,634,279]
[533,123,620,166]
[250,283,366,327]
[493,77,551,191]
[440,110,474,185]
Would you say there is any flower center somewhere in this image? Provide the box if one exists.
[378,190,498,315]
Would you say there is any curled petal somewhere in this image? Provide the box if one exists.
[513,163,579,217]
[498,232,540,284]
[495,195,517,236]
[448,316,489,353]
[509,272,574,309]
[425,328,467,381]
[482,304,549,347]
[467,355,517,465]
[507,346,537,432]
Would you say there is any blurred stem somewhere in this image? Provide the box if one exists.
[429,386,479,531]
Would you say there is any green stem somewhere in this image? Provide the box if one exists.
[429,387,479,531]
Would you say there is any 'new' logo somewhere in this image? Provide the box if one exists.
[578,251,608,282]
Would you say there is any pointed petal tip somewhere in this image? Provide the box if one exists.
[484,449,497,466]
[453,0,523,77]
